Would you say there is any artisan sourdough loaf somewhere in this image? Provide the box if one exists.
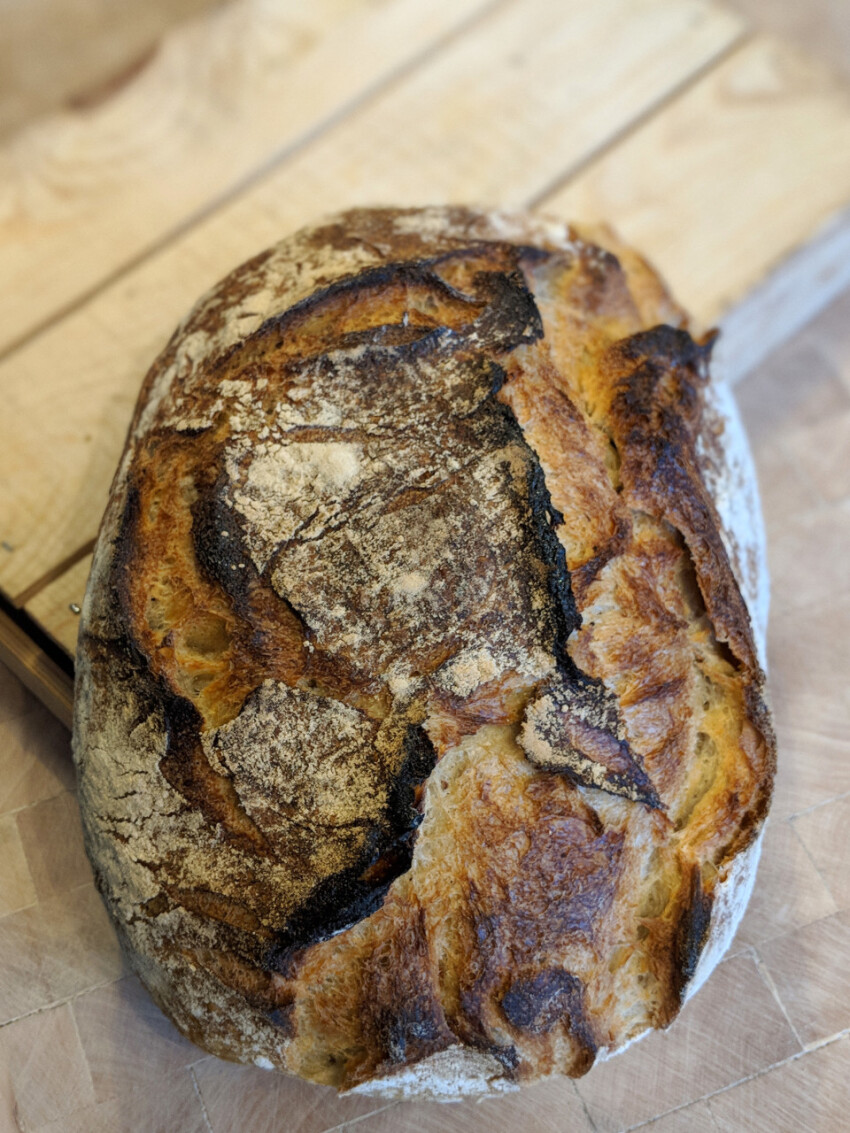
[73,207,775,1099]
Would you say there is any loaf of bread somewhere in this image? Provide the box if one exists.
[73,207,775,1100]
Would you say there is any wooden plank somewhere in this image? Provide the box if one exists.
[24,557,91,661]
[0,0,496,356]
[0,0,221,141]
[0,609,73,729]
[725,0,850,82]
[714,203,850,384]
[0,0,745,603]
[545,37,850,383]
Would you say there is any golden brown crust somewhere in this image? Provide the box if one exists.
[73,207,774,1099]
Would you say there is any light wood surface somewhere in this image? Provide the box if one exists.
[24,556,91,660]
[1,0,850,1127]
[0,609,73,729]
[728,0,850,82]
[0,0,222,141]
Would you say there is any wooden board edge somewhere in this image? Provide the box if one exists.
[23,553,91,661]
[715,202,850,384]
[0,603,74,729]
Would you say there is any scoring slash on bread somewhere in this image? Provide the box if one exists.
[73,207,775,1100]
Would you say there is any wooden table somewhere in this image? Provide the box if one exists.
[1,1,849,1129]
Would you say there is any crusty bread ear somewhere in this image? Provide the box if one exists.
[73,207,774,1100]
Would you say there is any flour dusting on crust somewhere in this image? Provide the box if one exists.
[73,207,774,1100]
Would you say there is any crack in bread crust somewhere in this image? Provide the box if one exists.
[73,207,775,1098]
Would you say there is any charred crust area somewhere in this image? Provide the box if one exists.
[159,691,271,856]
[423,748,623,1080]
[499,384,660,809]
[500,970,596,1071]
[267,725,438,964]
[113,441,308,729]
[190,475,261,608]
[266,832,396,966]
[600,324,775,850]
[605,326,756,674]
[301,206,557,275]
[237,251,543,365]
[184,948,296,1036]
[500,969,584,1033]
[523,459,581,673]
[108,244,583,986]
[166,246,544,438]
[282,883,457,1088]
[498,350,634,605]
[223,258,489,372]
[356,901,456,1081]
[672,865,714,1004]
[232,252,570,700]
[111,445,436,967]
[387,725,439,841]
[456,877,609,1076]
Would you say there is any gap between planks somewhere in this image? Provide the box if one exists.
[13,538,95,609]
[528,25,752,211]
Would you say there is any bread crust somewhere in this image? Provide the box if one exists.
[73,207,774,1099]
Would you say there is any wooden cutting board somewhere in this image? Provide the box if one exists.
[2,0,850,727]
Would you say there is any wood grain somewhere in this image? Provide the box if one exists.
[15,792,91,901]
[0,0,494,357]
[0,0,221,140]
[627,1101,718,1133]
[708,1035,850,1132]
[25,556,91,658]
[0,706,74,815]
[346,1079,594,1132]
[0,0,743,609]
[793,796,850,911]
[757,911,850,1046]
[731,819,837,949]
[0,883,126,1026]
[35,1072,211,1133]
[72,979,213,1106]
[546,36,850,383]
[727,0,850,81]
[0,814,37,918]
[192,1057,395,1133]
[0,608,73,729]
[0,1005,95,1128]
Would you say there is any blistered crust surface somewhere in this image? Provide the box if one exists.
[73,207,774,1098]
